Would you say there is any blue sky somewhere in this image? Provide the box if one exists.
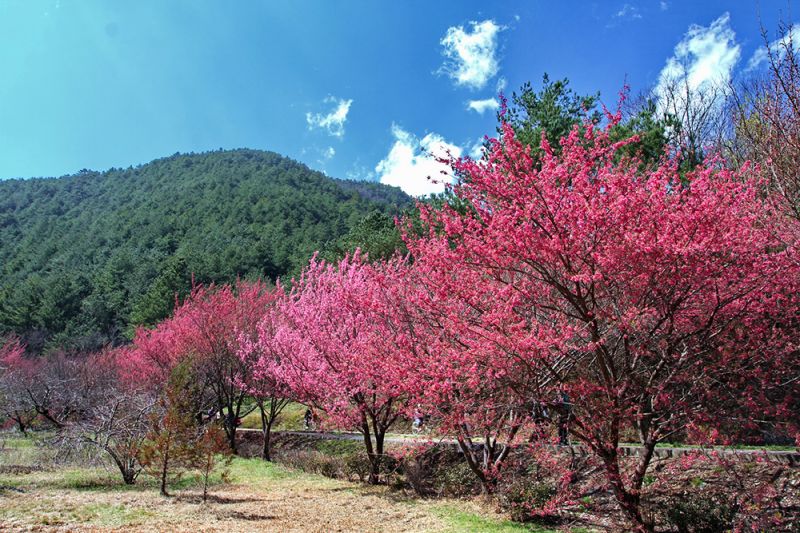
[0,1,791,195]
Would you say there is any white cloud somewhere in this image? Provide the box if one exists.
[615,4,642,20]
[467,98,500,114]
[654,13,740,111]
[660,1,669,11]
[747,25,800,70]
[323,146,335,160]
[440,20,503,90]
[469,137,487,159]
[375,124,462,197]
[466,78,506,114]
[306,97,353,138]
[496,77,507,92]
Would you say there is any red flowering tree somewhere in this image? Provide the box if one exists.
[403,110,800,529]
[378,261,533,493]
[273,253,411,483]
[125,280,276,453]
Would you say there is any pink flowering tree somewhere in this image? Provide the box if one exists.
[275,253,411,484]
[403,108,800,529]
[236,285,293,461]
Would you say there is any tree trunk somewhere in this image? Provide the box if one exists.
[603,453,651,532]
[160,455,169,497]
[122,468,136,485]
[160,435,171,497]
[110,452,137,485]
[261,418,273,461]
[360,418,381,484]
[456,436,492,494]
[225,413,238,455]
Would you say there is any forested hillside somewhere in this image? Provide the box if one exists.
[0,149,411,352]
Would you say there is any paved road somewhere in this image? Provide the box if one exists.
[239,428,800,466]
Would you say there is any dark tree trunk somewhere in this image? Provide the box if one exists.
[223,411,238,455]
[261,417,273,461]
[159,435,171,497]
[602,451,652,532]
[160,456,169,496]
[456,436,493,494]
[13,416,27,435]
[360,419,380,484]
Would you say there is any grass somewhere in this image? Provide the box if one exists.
[0,432,563,532]
[313,438,362,456]
[432,505,562,532]
[0,432,57,468]
[240,401,308,431]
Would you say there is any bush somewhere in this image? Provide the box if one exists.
[497,477,559,523]
[433,460,479,497]
[277,447,378,483]
[343,451,372,482]
[662,491,737,533]
[394,445,480,497]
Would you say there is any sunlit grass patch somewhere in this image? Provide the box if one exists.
[240,401,307,431]
[432,504,563,533]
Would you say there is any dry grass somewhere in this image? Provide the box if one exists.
[0,435,550,532]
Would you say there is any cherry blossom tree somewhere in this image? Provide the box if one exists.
[236,286,293,461]
[125,280,276,453]
[402,107,800,530]
[378,261,534,493]
[273,253,411,483]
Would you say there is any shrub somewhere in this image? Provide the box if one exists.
[343,451,371,482]
[433,460,479,497]
[497,477,559,523]
[662,491,737,533]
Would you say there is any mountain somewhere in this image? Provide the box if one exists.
[0,149,412,353]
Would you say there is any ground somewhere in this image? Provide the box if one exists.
[0,435,556,533]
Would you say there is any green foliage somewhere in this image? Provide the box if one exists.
[609,99,672,167]
[503,74,600,160]
[0,149,411,352]
[504,77,675,171]
[321,211,407,262]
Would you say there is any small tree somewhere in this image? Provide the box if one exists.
[191,424,232,502]
[57,349,155,485]
[138,362,201,496]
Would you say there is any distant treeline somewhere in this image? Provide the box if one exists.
[0,149,411,352]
